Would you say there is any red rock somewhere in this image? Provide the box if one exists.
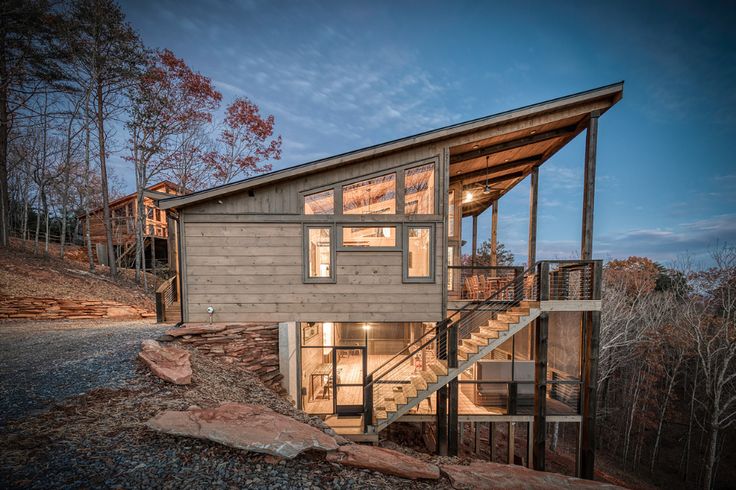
[138,339,192,385]
[146,403,338,458]
[440,461,623,489]
[165,323,227,337]
[326,444,440,480]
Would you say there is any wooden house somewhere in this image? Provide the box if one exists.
[78,181,181,270]
[157,82,623,478]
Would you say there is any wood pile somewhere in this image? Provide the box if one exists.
[175,323,284,394]
[0,295,155,320]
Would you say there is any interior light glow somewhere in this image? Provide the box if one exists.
[464,192,473,203]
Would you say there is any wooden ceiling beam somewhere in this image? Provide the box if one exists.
[461,170,525,190]
[451,154,542,183]
[449,124,578,164]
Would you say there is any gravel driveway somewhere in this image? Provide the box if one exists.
[0,319,168,427]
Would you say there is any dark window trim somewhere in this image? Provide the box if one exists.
[403,223,436,283]
[303,224,336,283]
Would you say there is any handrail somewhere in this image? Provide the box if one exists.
[367,265,525,381]
[367,263,536,390]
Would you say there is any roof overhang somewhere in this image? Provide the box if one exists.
[158,82,623,211]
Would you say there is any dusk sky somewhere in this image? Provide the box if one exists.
[117,0,735,266]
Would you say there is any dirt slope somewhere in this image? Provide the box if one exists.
[0,245,154,312]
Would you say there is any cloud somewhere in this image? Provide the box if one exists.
[595,214,736,264]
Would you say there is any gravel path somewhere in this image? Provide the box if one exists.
[0,319,168,427]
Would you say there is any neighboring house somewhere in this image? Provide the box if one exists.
[78,181,182,270]
[157,82,623,479]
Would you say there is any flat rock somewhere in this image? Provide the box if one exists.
[156,334,175,342]
[165,323,227,337]
[138,339,192,385]
[326,444,440,480]
[146,402,339,459]
[440,461,623,489]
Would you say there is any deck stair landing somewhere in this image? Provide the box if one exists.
[372,303,540,431]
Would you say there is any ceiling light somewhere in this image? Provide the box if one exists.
[464,192,473,203]
[530,130,537,134]
[472,144,479,150]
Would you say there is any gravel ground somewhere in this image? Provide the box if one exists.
[0,319,169,427]
[0,349,455,489]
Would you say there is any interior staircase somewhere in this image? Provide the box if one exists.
[366,266,540,433]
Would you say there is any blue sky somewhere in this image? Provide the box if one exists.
[117,0,735,266]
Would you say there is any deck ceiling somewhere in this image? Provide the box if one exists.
[450,114,588,217]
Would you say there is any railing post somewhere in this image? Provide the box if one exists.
[539,262,550,302]
[592,260,603,301]
[155,290,164,323]
[364,373,373,432]
[514,266,524,302]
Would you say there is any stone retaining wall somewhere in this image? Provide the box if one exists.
[0,296,155,320]
[174,323,284,394]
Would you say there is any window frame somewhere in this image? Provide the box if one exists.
[337,223,402,252]
[341,172,398,216]
[303,224,336,283]
[403,162,437,215]
[303,188,336,215]
[403,224,435,283]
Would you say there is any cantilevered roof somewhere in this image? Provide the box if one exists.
[159,81,623,211]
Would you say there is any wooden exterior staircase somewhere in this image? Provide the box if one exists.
[372,302,540,430]
[362,260,601,435]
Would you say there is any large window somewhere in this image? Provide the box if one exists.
[304,189,334,215]
[343,174,396,215]
[305,226,334,282]
[342,226,397,248]
[404,163,434,214]
[405,226,433,281]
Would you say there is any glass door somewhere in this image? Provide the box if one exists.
[333,346,366,415]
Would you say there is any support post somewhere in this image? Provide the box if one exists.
[528,166,539,267]
[581,312,601,478]
[533,312,549,470]
[581,112,599,260]
[437,386,448,456]
[364,373,373,433]
[528,422,534,469]
[475,422,481,454]
[490,422,496,461]
[448,325,459,456]
[490,200,498,267]
[508,422,515,464]
[471,214,478,266]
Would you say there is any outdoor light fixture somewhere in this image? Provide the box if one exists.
[464,191,473,203]
[483,155,492,195]
[362,323,371,330]
[207,306,215,324]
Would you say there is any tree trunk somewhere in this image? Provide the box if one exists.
[651,355,682,473]
[96,80,117,276]
[59,122,75,258]
[0,29,10,247]
[83,90,94,272]
[43,193,49,255]
[703,423,719,490]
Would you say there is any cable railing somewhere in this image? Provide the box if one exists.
[363,260,603,430]
[364,264,538,428]
[447,265,522,300]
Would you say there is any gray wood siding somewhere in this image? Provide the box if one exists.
[183,222,444,323]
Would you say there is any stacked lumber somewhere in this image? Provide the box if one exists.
[174,323,284,394]
[0,295,155,320]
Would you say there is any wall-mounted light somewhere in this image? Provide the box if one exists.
[464,191,473,204]
[207,306,215,324]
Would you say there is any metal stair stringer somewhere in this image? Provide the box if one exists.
[375,307,541,431]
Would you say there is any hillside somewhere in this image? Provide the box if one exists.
[0,243,155,319]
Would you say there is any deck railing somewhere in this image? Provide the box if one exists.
[447,265,523,300]
[155,274,178,323]
[363,260,602,431]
